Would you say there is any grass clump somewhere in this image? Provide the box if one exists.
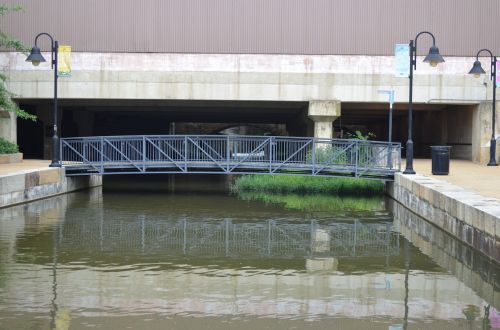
[231,175,384,196]
[0,138,18,154]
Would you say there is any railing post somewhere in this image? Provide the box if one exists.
[269,136,273,173]
[184,136,188,172]
[100,136,104,174]
[312,138,316,175]
[355,140,359,177]
[142,136,146,173]
[226,135,230,172]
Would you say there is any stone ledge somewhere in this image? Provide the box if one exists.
[0,153,22,164]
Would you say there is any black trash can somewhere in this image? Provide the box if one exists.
[430,146,451,175]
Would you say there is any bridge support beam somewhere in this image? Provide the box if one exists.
[308,100,341,139]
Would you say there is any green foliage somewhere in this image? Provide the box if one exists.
[0,4,35,121]
[236,192,385,213]
[0,137,19,154]
[231,175,384,196]
[346,130,376,140]
[307,146,348,165]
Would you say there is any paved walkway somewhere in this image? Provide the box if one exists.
[0,159,51,176]
[411,159,500,201]
[0,158,498,200]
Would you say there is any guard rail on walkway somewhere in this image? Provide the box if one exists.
[61,135,401,179]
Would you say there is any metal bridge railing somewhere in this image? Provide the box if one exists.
[61,135,401,179]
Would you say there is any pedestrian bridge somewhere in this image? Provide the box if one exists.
[61,135,401,180]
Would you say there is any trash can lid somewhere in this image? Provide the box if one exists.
[430,145,452,149]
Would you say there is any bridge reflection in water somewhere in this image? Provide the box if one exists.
[62,218,399,259]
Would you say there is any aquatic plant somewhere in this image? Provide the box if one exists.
[231,175,384,195]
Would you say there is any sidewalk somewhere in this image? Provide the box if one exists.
[0,160,51,176]
[411,158,500,200]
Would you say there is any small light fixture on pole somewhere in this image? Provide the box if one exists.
[404,32,445,174]
[468,49,498,166]
[26,33,60,167]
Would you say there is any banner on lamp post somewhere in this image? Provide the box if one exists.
[57,45,71,77]
[394,44,410,78]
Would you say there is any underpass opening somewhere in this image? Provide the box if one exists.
[339,102,474,160]
[16,99,309,161]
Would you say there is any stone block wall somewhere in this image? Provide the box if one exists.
[0,168,102,208]
[391,200,500,310]
[387,173,500,263]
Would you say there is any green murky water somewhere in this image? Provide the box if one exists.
[0,177,499,329]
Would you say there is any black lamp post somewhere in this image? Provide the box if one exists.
[468,49,498,166]
[26,33,60,167]
[404,32,445,174]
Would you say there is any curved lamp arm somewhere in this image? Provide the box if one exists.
[411,31,442,70]
[33,32,56,69]
[475,49,496,81]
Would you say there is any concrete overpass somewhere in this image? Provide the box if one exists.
[2,51,497,163]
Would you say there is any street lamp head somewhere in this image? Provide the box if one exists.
[423,45,445,67]
[25,46,46,66]
[468,60,486,78]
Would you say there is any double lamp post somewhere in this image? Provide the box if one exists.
[404,32,498,173]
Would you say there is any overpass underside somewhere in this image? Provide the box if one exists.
[17,98,475,162]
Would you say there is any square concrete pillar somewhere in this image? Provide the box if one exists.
[308,100,341,139]
[472,102,500,164]
[0,109,17,143]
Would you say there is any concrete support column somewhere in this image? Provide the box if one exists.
[0,109,17,143]
[472,101,500,164]
[307,100,341,139]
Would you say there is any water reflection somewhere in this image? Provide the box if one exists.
[0,188,498,329]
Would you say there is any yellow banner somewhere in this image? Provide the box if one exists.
[57,45,71,77]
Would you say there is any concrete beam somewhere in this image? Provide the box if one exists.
[1,53,489,104]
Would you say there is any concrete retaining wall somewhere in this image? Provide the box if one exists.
[0,168,102,208]
[391,200,500,310]
[387,173,500,263]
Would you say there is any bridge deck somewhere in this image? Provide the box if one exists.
[61,135,401,180]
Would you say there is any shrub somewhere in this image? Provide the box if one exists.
[0,138,19,154]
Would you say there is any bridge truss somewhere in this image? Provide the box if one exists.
[61,135,401,179]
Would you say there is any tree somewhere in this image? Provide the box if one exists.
[0,4,36,120]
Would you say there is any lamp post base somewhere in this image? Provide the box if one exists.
[487,139,498,166]
[49,161,61,168]
[403,140,416,174]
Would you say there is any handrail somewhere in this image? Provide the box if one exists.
[60,135,401,180]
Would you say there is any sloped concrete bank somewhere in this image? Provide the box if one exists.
[0,167,102,208]
[387,173,500,263]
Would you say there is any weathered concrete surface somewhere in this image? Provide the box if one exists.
[2,52,488,103]
[473,102,500,164]
[0,160,102,208]
[387,159,500,263]
[0,110,16,143]
[308,100,340,139]
[0,153,22,164]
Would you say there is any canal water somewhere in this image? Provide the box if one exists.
[0,177,499,329]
